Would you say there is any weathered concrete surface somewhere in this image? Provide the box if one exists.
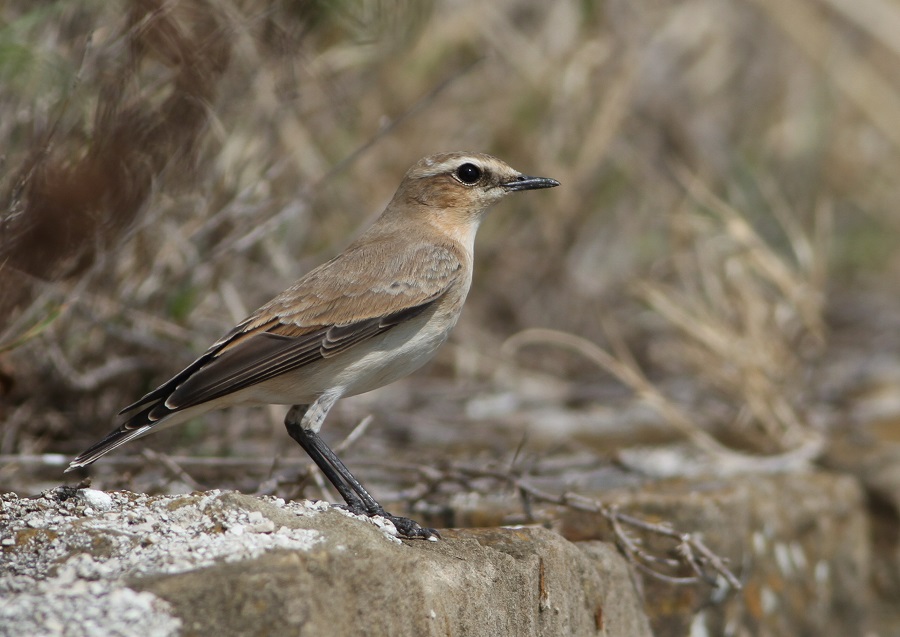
[0,488,650,637]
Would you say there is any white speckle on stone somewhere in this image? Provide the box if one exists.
[774,542,793,575]
[429,609,437,619]
[368,516,403,544]
[789,542,807,571]
[328,505,404,544]
[815,560,829,584]
[0,490,322,592]
[0,486,332,637]
[688,610,709,637]
[78,489,114,512]
[0,582,181,637]
[761,586,778,614]
[709,575,731,604]
[246,511,275,534]
[751,531,765,554]
[369,515,397,537]
[303,500,332,513]
[257,519,277,533]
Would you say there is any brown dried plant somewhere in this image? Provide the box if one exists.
[502,161,831,463]
[637,163,830,453]
[1,0,231,342]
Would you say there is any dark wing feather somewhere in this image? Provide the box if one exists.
[162,300,435,411]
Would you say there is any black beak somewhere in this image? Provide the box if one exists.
[502,174,560,192]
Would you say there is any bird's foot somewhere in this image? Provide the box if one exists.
[331,499,439,540]
[338,502,440,540]
[379,512,441,541]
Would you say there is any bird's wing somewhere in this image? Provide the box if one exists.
[132,239,464,417]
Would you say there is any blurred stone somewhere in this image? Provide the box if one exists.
[822,433,900,631]
[561,472,870,637]
[436,465,874,637]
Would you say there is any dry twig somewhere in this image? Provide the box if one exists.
[404,461,742,591]
[140,449,204,492]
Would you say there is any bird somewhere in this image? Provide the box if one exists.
[67,152,559,539]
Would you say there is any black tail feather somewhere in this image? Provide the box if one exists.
[67,399,165,471]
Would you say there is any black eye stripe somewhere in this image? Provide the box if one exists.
[456,163,482,184]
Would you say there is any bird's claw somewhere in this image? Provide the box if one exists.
[331,502,440,540]
[382,513,441,541]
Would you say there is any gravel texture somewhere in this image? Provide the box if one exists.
[0,487,394,637]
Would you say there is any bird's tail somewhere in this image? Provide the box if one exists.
[65,396,168,471]
[66,347,219,472]
[65,422,154,471]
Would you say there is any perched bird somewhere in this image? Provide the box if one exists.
[67,152,559,539]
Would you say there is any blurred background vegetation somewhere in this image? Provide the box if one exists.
[1,0,899,501]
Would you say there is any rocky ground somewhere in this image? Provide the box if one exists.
[3,434,899,637]
[1,488,649,637]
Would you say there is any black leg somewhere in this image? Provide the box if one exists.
[285,411,367,514]
[284,405,439,540]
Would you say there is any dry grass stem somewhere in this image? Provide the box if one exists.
[140,449,204,492]
[753,0,900,149]
[503,327,823,469]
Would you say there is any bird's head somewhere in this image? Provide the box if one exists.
[390,152,559,225]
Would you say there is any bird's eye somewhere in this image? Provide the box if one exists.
[456,163,482,184]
